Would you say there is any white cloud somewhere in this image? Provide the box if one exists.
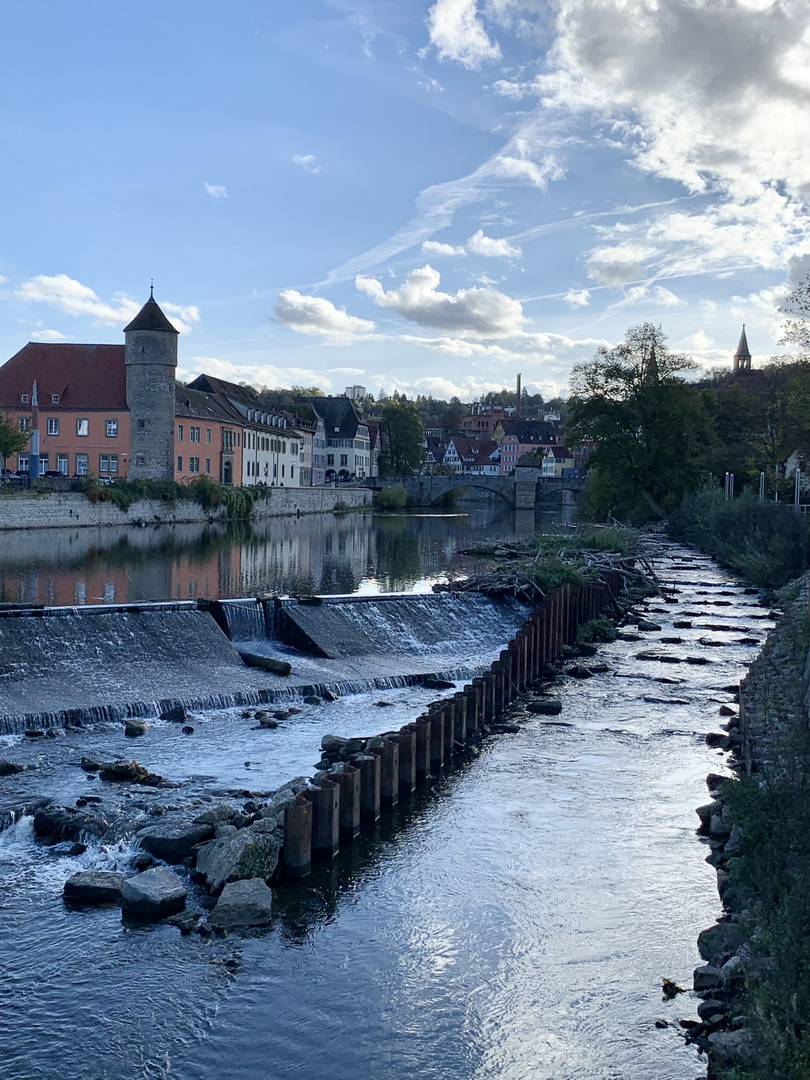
[0,275,8,286]
[422,240,467,256]
[292,154,322,175]
[564,288,590,308]
[274,289,376,341]
[466,229,522,258]
[329,366,366,375]
[356,264,525,335]
[612,284,685,309]
[180,356,335,393]
[31,329,68,342]
[15,274,200,333]
[427,0,501,69]
[204,182,227,199]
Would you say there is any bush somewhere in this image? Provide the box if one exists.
[577,617,618,643]
[374,484,408,511]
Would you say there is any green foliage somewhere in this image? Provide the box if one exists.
[379,396,425,476]
[69,476,267,518]
[576,617,618,643]
[0,412,30,471]
[570,323,715,523]
[374,483,409,510]
[666,487,810,588]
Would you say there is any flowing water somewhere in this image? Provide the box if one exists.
[0,532,770,1080]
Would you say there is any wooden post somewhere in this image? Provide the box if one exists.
[414,718,431,780]
[396,729,417,794]
[442,700,455,757]
[335,765,361,838]
[371,740,400,806]
[355,754,381,823]
[283,796,312,878]
[306,778,339,858]
[430,710,445,771]
[453,691,467,742]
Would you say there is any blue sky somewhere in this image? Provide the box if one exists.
[2,0,809,400]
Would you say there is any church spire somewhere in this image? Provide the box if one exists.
[733,324,751,374]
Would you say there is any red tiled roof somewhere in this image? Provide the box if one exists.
[0,343,126,410]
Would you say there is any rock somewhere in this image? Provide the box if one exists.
[121,866,187,920]
[686,655,711,665]
[321,690,339,702]
[136,820,215,864]
[34,804,110,843]
[636,651,682,664]
[321,734,349,754]
[654,1019,669,1029]
[697,998,726,1021]
[194,823,283,894]
[182,726,195,735]
[25,729,45,738]
[132,853,154,871]
[659,636,682,644]
[160,705,188,724]
[422,678,455,690]
[526,699,563,715]
[98,759,163,786]
[694,964,723,992]
[272,710,291,721]
[706,1029,752,1068]
[231,812,251,829]
[566,665,593,679]
[215,824,239,840]
[618,632,642,641]
[80,756,101,772]
[0,759,26,776]
[193,803,237,826]
[258,716,279,728]
[375,701,394,707]
[673,620,692,628]
[238,651,292,675]
[589,662,610,673]
[718,705,736,717]
[491,722,520,733]
[577,643,598,657]
[63,871,124,905]
[698,922,746,966]
[209,877,274,929]
[303,695,322,706]
[125,720,149,737]
[166,910,200,934]
[706,732,731,750]
[637,620,662,631]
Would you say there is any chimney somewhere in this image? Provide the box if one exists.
[516,372,522,417]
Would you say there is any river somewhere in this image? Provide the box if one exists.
[0,516,768,1079]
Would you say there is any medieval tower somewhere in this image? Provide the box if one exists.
[124,290,178,480]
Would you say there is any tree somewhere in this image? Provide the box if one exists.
[569,323,714,522]
[0,413,30,478]
[441,396,467,431]
[379,397,425,476]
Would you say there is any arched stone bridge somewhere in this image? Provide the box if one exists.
[363,473,586,510]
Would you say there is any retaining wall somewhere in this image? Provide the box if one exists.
[0,488,371,530]
[281,575,622,877]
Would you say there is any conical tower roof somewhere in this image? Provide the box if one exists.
[734,325,751,362]
[124,290,179,334]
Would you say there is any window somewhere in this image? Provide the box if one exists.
[47,418,59,436]
[138,419,145,430]
[177,456,183,472]
[106,419,118,438]
[205,458,211,474]
[189,457,200,473]
[51,394,59,405]
[57,454,69,475]
[190,426,200,443]
[136,454,145,466]
[340,454,348,467]
[290,465,294,479]
[21,394,28,404]
[177,424,184,442]
[99,454,119,475]
[39,454,49,471]
[75,454,88,476]
[76,419,89,437]
[327,454,334,466]
[281,464,285,478]
[18,454,29,471]
[223,430,233,450]
[206,428,212,444]
[18,417,30,431]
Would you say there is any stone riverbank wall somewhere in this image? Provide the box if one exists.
[278,576,622,878]
[0,487,371,530]
[692,575,810,1078]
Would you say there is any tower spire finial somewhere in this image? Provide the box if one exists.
[150,279,154,300]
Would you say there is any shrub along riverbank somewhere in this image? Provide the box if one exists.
[666,487,810,590]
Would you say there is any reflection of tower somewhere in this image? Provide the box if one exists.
[125,289,178,479]
[733,325,752,375]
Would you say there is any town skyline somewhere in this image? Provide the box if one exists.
[1,1,807,400]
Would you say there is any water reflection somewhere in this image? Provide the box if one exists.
[0,507,544,606]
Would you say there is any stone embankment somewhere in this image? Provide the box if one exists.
[38,575,628,931]
[0,487,370,530]
[690,572,810,1079]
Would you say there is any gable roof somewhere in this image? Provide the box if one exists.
[175,385,240,424]
[0,343,126,410]
[308,396,367,439]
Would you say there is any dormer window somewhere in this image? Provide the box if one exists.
[51,394,59,405]
[21,394,28,404]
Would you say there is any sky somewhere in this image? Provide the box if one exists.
[2,0,810,401]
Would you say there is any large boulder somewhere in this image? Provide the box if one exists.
[121,866,187,920]
[194,823,282,895]
[98,759,163,786]
[63,871,124,905]
[34,804,110,843]
[209,878,273,929]
[136,820,215,864]
[526,699,563,715]
[698,922,746,967]
[0,759,26,776]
